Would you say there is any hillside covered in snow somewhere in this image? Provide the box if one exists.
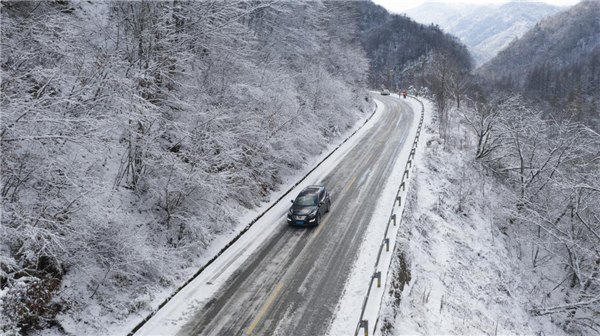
[1,1,371,333]
[0,1,475,334]
[357,1,473,91]
[478,0,600,130]
[2,1,599,336]
[404,2,563,65]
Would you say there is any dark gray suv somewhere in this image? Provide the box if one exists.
[287,185,331,226]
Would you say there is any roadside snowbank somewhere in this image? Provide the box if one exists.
[125,98,384,336]
[327,94,422,336]
[378,99,566,335]
[1,3,374,335]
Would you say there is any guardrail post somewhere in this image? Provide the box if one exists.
[375,271,381,287]
[353,97,425,336]
[360,320,369,336]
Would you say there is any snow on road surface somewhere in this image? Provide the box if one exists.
[131,99,386,336]
[327,94,423,336]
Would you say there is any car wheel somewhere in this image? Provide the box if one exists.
[326,200,331,213]
[316,213,321,227]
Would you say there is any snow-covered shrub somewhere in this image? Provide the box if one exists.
[1,276,61,333]
[1,1,370,333]
[455,94,600,334]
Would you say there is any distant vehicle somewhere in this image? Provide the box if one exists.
[287,185,331,226]
[381,89,390,95]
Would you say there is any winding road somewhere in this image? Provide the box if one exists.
[135,94,414,336]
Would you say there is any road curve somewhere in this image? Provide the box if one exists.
[156,94,414,336]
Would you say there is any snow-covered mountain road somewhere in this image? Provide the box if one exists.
[135,94,415,336]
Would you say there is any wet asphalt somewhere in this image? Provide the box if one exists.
[176,94,414,336]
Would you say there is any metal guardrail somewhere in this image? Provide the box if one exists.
[354,96,425,336]
[128,100,380,336]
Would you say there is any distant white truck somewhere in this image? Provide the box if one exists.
[380,89,390,95]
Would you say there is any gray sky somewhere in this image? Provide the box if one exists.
[372,0,581,13]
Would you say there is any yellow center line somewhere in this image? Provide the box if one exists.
[312,214,330,238]
[346,176,357,191]
[366,154,373,163]
[246,282,285,335]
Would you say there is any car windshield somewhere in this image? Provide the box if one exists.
[295,195,318,206]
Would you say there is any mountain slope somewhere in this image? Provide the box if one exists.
[478,1,600,129]
[404,2,563,65]
[358,1,473,90]
[478,1,600,81]
[0,1,371,333]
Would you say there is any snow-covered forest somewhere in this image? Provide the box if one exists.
[404,1,563,65]
[2,0,599,335]
[1,1,371,333]
[381,93,600,335]
[356,1,473,91]
[378,2,600,334]
[478,1,600,130]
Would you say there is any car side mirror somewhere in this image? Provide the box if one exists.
[319,201,325,205]
[291,200,294,203]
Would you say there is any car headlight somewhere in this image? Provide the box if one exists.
[288,208,293,216]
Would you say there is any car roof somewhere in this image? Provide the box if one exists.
[301,185,324,194]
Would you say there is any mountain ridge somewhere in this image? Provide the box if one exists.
[479,0,600,129]
[404,1,564,65]
[478,1,600,80]
[358,1,473,90]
